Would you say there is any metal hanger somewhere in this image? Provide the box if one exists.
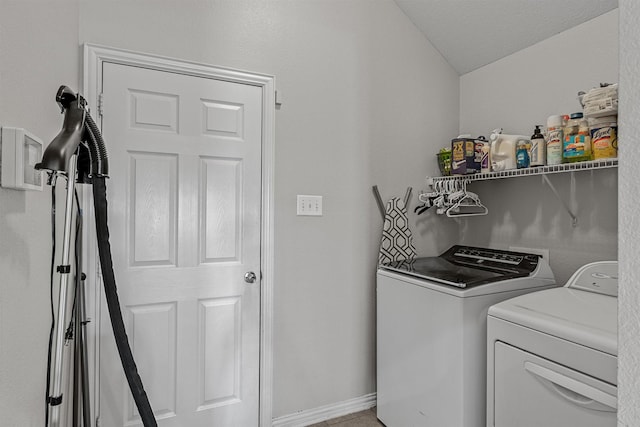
[445,180,488,217]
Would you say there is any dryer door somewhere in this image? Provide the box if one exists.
[494,342,616,427]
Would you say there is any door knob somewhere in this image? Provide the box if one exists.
[244,271,257,284]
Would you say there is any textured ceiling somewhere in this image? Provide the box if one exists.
[394,0,618,75]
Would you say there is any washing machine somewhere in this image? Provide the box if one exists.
[376,245,556,427]
[486,261,618,427]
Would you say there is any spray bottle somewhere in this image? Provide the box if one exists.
[546,115,564,165]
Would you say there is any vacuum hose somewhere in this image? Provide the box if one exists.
[92,177,157,426]
[86,120,157,426]
[84,113,109,177]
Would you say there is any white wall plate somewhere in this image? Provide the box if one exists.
[1,127,44,191]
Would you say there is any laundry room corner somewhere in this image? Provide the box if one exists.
[457,10,619,284]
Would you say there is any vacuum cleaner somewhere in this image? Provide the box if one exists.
[36,86,157,427]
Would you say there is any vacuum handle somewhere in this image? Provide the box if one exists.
[56,85,78,110]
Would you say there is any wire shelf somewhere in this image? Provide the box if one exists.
[429,158,618,184]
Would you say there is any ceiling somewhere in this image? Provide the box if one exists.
[394,0,618,75]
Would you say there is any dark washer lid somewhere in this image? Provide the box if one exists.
[380,245,540,288]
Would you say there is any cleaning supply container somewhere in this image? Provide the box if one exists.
[546,115,564,165]
[563,112,592,162]
[489,129,528,171]
[516,138,530,169]
[530,125,546,167]
[474,136,489,173]
[480,142,491,173]
[589,116,618,159]
[451,136,479,175]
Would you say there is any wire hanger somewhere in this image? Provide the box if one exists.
[445,179,488,217]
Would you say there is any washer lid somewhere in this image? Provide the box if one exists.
[381,256,508,288]
[380,245,546,288]
[489,287,617,356]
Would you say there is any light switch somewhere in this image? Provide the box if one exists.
[297,195,323,216]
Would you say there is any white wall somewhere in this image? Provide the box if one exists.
[457,10,619,284]
[0,0,459,423]
[0,2,80,426]
[618,0,640,423]
[78,1,459,418]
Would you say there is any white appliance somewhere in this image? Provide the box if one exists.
[486,261,618,427]
[377,246,555,427]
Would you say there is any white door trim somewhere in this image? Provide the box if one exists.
[82,43,275,426]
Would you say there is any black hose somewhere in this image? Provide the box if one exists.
[85,113,108,177]
[81,123,101,178]
[84,108,154,426]
[91,176,157,426]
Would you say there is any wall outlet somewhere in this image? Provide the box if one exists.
[297,195,323,216]
[509,246,549,260]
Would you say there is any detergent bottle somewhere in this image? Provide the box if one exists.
[489,129,526,171]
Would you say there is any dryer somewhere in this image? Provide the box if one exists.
[486,261,618,427]
[377,245,556,427]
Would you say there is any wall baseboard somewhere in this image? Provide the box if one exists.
[272,393,377,427]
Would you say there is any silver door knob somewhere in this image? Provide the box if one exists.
[244,271,257,284]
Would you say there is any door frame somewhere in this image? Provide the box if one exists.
[82,43,275,426]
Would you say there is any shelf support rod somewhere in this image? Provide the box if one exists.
[541,174,578,227]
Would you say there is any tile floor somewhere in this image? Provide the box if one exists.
[309,407,384,426]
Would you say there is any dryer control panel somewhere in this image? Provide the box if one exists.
[566,261,618,297]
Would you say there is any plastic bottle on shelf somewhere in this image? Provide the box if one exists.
[489,129,519,171]
[578,117,592,160]
[530,125,546,167]
[563,112,591,162]
[480,141,491,173]
[516,138,530,168]
[546,115,563,165]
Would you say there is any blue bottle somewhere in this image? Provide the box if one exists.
[516,138,530,169]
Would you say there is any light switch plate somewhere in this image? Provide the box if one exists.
[297,195,323,216]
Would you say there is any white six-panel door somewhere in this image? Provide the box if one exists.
[98,62,262,426]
